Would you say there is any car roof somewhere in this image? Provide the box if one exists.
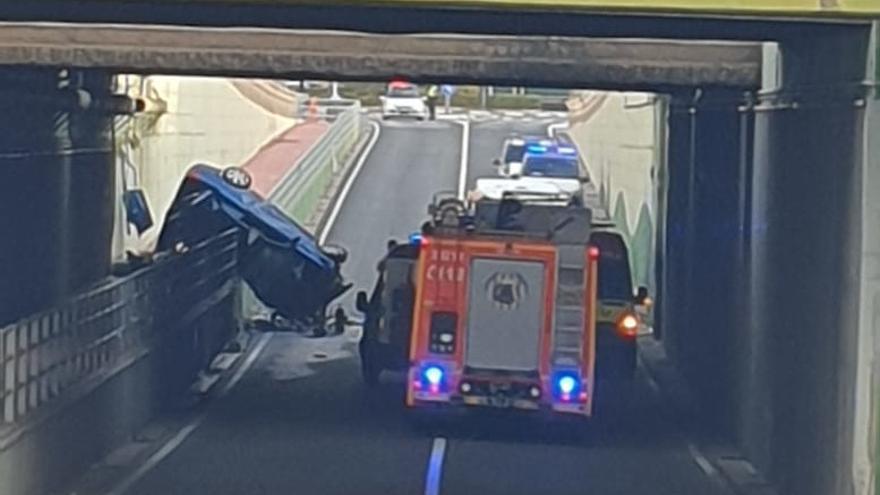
[523,151,579,161]
[185,164,334,270]
[506,135,555,146]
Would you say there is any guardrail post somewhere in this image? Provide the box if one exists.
[2,328,13,424]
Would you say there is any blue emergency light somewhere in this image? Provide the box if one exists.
[409,232,422,245]
[552,370,582,402]
[423,366,444,386]
[526,145,548,153]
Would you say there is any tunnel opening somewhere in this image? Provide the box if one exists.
[0,11,875,495]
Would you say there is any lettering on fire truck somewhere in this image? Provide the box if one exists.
[425,247,466,283]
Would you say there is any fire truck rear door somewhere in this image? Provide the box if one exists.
[465,258,545,372]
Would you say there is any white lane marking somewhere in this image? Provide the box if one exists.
[639,356,725,485]
[105,333,273,495]
[453,118,470,200]
[688,442,720,478]
[222,333,272,394]
[424,437,448,495]
[318,120,382,244]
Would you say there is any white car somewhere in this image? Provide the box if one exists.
[494,136,555,177]
[522,152,586,203]
[477,150,588,205]
[471,177,573,203]
[380,81,427,120]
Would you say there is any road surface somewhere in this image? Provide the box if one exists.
[111,115,733,495]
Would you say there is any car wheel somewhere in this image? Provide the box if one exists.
[221,166,252,189]
[359,334,382,387]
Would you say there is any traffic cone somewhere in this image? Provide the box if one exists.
[307,96,319,122]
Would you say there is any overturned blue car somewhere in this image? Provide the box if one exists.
[157,164,350,324]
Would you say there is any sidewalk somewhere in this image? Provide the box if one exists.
[242,120,329,197]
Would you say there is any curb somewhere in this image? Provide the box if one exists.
[311,120,376,237]
[638,337,776,495]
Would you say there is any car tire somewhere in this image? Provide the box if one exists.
[359,336,382,387]
[220,166,253,189]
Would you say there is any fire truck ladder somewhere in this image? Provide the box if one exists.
[552,244,586,367]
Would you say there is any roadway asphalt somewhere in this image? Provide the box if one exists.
[118,115,733,495]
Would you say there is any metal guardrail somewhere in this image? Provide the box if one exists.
[296,97,360,122]
[270,102,362,222]
[0,230,238,428]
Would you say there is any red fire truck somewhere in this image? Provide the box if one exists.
[357,192,639,418]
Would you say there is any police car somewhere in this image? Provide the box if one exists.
[380,80,428,120]
[493,135,556,177]
[493,144,588,197]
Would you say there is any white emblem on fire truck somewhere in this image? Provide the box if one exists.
[485,272,528,310]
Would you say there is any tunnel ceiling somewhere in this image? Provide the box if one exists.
[0,23,762,91]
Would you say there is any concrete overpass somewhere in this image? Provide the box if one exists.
[0,2,877,495]
[0,24,763,90]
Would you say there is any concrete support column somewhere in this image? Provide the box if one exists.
[0,67,115,326]
[661,89,748,437]
[660,91,696,367]
[746,29,869,494]
[688,89,746,437]
[852,21,879,495]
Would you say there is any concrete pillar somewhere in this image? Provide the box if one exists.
[687,89,746,437]
[0,67,115,326]
[660,91,696,366]
[851,21,879,495]
[745,27,870,495]
[661,88,748,437]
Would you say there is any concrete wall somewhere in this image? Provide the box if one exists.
[113,75,301,257]
[566,91,662,293]
[0,68,116,326]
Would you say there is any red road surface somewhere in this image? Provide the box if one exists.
[243,120,329,197]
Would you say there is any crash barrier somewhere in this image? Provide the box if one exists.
[296,97,360,123]
[271,102,362,222]
[0,230,238,427]
[0,230,239,495]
